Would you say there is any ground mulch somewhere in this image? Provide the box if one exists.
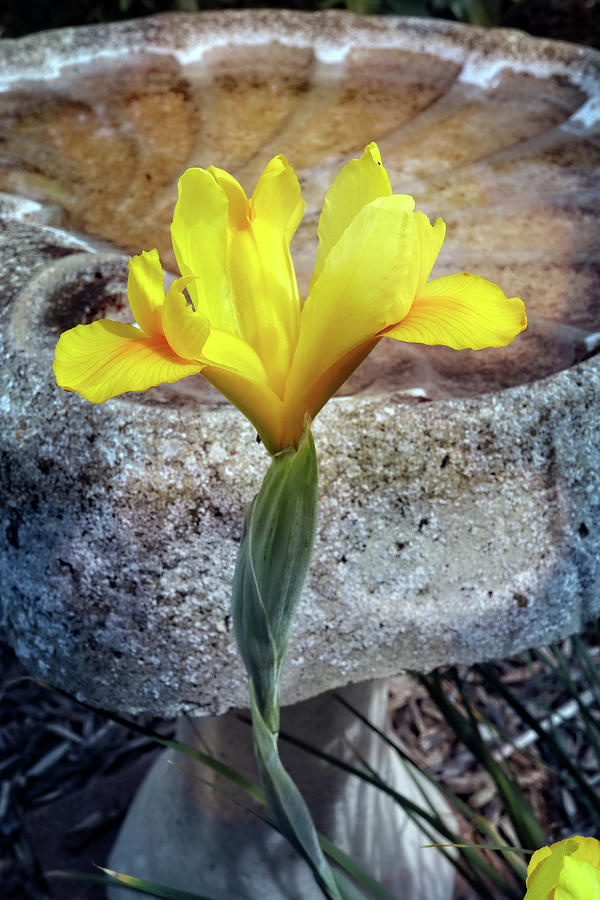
[2,622,599,900]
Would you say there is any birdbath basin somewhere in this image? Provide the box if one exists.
[1,10,600,898]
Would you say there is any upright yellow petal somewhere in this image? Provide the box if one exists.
[285,195,415,419]
[558,855,600,898]
[53,320,203,403]
[171,168,236,332]
[127,249,166,337]
[250,155,304,341]
[527,845,553,882]
[251,154,305,243]
[384,273,527,350]
[570,837,600,870]
[213,157,304,396]
[311,142,412,286]
[413,212,446,297]
[208,165,250,230]
[525,841,574,899]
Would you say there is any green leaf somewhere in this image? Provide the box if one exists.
[319,837,397,900]
[233,427,318,731]
[250,684,345,900]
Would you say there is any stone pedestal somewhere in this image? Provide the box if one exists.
[108,680,454,899]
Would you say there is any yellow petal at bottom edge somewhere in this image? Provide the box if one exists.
[384,273,527,350]
[557,855,600,898]
[53,320,203,403]
[526,838,600,900]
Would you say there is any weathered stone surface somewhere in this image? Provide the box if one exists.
[1,12,599,716]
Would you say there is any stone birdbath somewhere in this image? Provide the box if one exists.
[1,9,600,899]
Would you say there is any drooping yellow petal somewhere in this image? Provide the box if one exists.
[384,273,527,350]
[285,195,415,419]
[127,249,166,337]
[171,168,236,332]
[162,278,210,361]
[53,320,203,403]
[311,142,412,286]
[191,294,289,453]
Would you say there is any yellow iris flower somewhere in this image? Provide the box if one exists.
[525,836,600,899]
[53,143,526,454]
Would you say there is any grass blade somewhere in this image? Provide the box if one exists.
[476,663,600,815]
[549,643,600,770]
[48,869,217,899]
[279,714,522,899]
[419,670,545,850]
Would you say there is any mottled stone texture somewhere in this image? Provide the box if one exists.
[1,12,599,716]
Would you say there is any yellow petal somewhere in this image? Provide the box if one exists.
[525,838,600,900]
[528,838,600,885]
[285,195,415,415]
[201,363,284,455]
[162,277,210,360]
[221,157,303,395]
[170,168,236,332]
[527,846,553,884]
[208,165,250,230]
[280,336,380,452]
[200,328,269,386]
[385,272,527,350]
[127,249,166,337]
[311,142,413,286]
[557,855,600,899]
[570,837,600,870]
[53,320,203,403]
[413,212,446,297]
[250,154,305,242]
[197,314,285,453]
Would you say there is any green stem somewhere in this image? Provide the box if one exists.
[232,429,352,899]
